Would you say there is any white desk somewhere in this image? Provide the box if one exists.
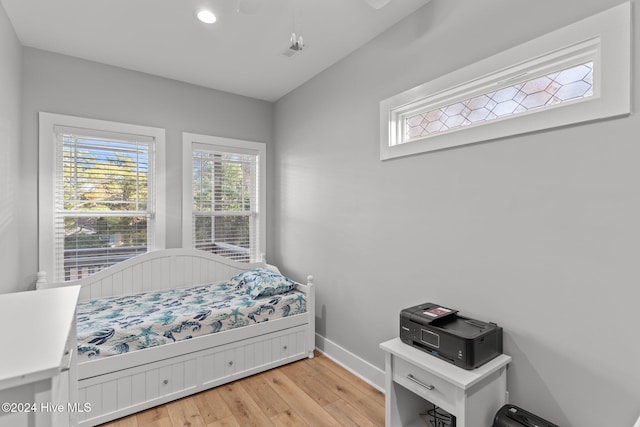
[0,286,80,427]
[380,338,511,427]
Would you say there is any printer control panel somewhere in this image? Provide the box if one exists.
[401,319,467,365]
[420,328,439,348]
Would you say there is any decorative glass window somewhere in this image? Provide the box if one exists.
[183,133,266,262]
[403,61,594,142]
[39,113,166,281]
[380,2,630,160]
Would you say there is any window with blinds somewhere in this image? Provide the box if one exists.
[183,134,265,263]
[54,125,155,280]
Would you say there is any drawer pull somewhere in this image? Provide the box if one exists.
[163,379,169,385]
[228,360,234,367]
[407,374,434,390]
[60,349,74,373]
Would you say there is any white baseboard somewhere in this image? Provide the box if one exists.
[314,333,385,393]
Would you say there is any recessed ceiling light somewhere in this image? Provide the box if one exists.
[196,9,217,24]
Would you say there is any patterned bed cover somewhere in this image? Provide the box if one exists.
[76,281,307,362]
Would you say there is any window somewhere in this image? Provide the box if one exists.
[182,133,266,262]
[39,113,166,281]
[380,2,630,160]
[402,61,594,142]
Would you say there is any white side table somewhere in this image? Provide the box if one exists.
[380,338,511,427]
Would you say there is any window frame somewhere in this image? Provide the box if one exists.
[182,132,266,262]
[379,2,630,160]
[38,112,166,281]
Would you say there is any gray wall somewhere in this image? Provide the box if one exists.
[0,2,22,293]
[273,0,639,426]
[4,0,639,424]
[15,48,274,293]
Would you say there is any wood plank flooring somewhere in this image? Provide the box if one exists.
[101,352,385,427]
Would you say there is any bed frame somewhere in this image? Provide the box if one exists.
[37,248,315,426]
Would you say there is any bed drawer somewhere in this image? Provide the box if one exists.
[78,354,198,424]
[201,326,308,386]
[392,355,457,414]
[77,325,308,426]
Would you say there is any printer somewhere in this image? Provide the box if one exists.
[400,302,503,370]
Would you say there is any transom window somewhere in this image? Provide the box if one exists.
[403,61,594,142]
[380,3,630,160]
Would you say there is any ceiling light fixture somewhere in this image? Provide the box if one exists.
[289,33,304,52]
[196,9,217,24]
[285,0,304,56]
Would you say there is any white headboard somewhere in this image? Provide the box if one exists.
[37,248,269,302]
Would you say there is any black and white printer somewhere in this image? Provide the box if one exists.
[400,302,503,370]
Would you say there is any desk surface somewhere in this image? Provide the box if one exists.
[0,286,80,390]
[380,337,511,389]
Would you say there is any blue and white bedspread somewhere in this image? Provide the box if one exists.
[76,281,307,362]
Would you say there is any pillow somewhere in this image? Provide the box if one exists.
[229,268,297,299]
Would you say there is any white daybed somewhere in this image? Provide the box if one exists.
[37,248,315,426]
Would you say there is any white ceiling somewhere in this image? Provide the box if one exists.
[1,0,430,101]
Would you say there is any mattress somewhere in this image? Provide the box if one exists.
[76,281,307,362]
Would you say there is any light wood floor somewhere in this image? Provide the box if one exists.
[101,352,385,427]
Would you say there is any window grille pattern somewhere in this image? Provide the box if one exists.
[404,62,593,141]
[192,150,258,262]
[56,130,152,280]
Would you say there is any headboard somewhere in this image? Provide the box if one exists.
[36,248,269,302]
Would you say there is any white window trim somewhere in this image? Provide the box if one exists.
[380,2,630,160]
[182,133,266,259]
[38,112,166,280]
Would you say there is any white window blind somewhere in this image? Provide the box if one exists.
[192,148,258,262]
[54,126,155,280]
[183,133,265,263]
